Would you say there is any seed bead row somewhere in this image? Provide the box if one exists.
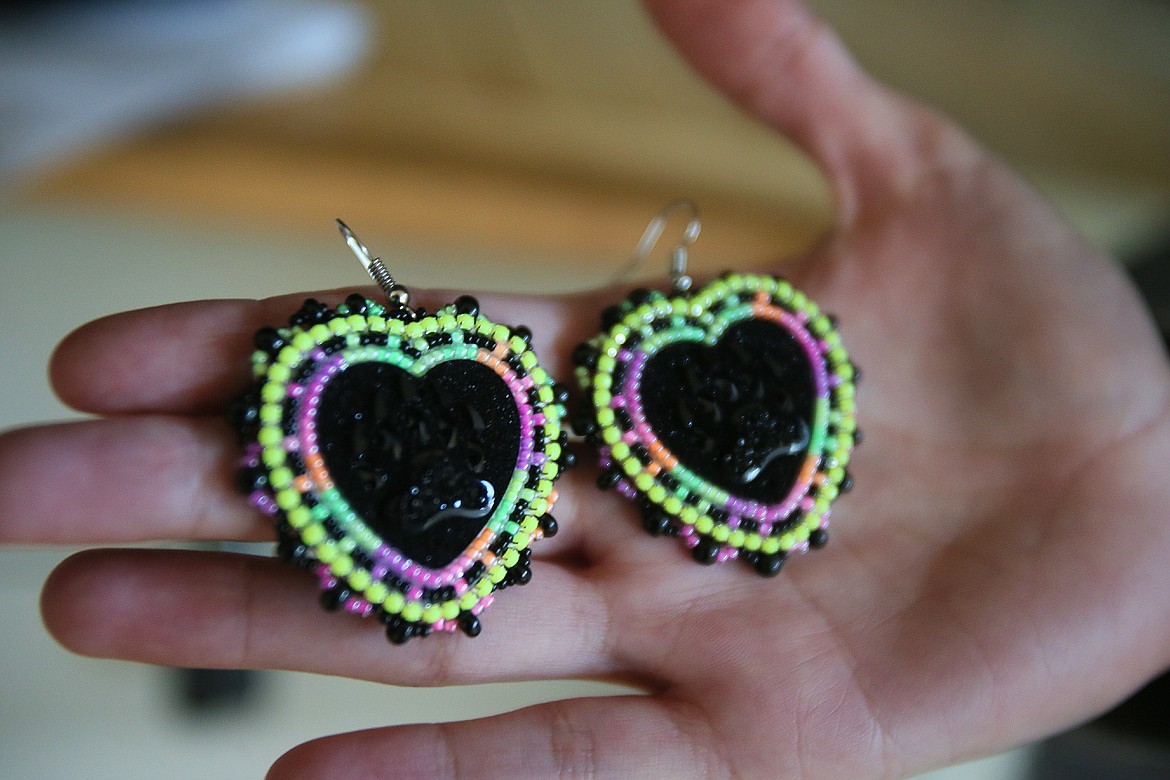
[243,298,566,633]
[581,274,857,561]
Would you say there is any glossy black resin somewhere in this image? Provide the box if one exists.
[316,361,520,569]
[640,318,814,503]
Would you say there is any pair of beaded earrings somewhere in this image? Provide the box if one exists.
[232,201,857,644]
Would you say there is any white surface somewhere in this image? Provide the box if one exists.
[0,208,1031,778]
[0,0,370,184]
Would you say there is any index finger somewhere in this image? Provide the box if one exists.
[49,287,603,416]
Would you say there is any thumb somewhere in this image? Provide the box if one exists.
[643,0,962,226]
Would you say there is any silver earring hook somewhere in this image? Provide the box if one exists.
[335,219,411,307]
[617,199,701,293]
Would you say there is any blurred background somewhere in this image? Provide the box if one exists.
[1,1,1168,778]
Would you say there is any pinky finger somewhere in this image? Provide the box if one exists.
[267,695,721,780]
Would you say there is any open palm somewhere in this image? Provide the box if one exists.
[3,1,1169,777]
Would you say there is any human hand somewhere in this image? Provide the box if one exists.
[4,0,1170,777]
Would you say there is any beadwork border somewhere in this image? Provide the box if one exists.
[236,296,568,640]
[576,273,857,570]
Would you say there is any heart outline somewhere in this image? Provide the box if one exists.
[580,274,857,565]
[239,298,566,638]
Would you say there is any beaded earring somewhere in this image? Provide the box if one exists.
[572,201,858,576]
[231,221,573,643]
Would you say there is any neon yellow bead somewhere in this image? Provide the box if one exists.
[275,489,299,511]
[502,548,520,567]
[316,541,339,564]
[744,533,762,552]
[441,601,460,620]
[663,496,683,515]
[330,555,353,578]
[267,364,291,383]
[365,582,388,605]
[761,537,781,555]
[347,569,370,592]
[269,467,293,489]
[458,592,479,610]
[475,577,494,596]
[401,601,423,622]
[728,529,746,548]
[383,591,405,614]
[287,506,311,528]
[422,604,442,624]
[647,485,666,504]
[694,515,714,534]
[711,525,730,542]
[489,566,507,584]
[301,523,325,545]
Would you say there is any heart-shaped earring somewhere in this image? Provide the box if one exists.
[232,221,573,643]
[572,201,858,576]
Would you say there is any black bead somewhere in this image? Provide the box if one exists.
[454,295,479,317]
[228,397,259,435]
[276,540,309,566]
[552,383,571,405]
[513,565,532,586]
[692,538,720,565]
[840,471,854,493]
[291,298,331,327]
[319,588,350,612]
[641,508,671,536]
[601,304,624,329]
[827,314,839,328]
[571,342,599,368]
[458,613,482,638]
[754,553,785,577]
[539,513,559,538]
[853,429,864,445]
[345,293,369,314]
[596,469,622,490]
[560,449,577,469]
[386,619,411,645]
[809,528,829,548]
[571,412,597,437]
[234,467,265,495]
[252,326,285,353]
[512,325,533,344]
[628,287,654,306]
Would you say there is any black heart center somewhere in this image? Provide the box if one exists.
[316,361,520,569]
[640,319,814,503]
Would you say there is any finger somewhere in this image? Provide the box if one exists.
[0,416,267,544]
[51,287,605,416]
[0,416,600,556]
[42,549,619,685]
[268,696,717,780]
[642,0,965,223]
